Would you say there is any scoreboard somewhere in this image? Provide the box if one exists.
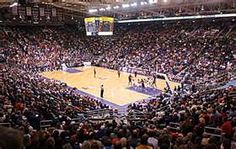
[84,17,114,36]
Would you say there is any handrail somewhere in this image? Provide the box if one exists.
[204,126,222,137]
[40,120,53,129]
[0,122,11,127]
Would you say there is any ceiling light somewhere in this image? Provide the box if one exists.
[9,2,18,7]
[122,4,130,8]
[113,6,120,9]
[149,0,157,4]
[88,9,98,13]
[201,5,204,11]
[131,2,137,7]
[99,8,106,11]
[140,1,148,5]
[106,6,111,10]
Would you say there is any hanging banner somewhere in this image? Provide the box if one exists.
[26,7,32,16]
[39,7,44,16]
[12,6,18,15]
[52,8,57,17]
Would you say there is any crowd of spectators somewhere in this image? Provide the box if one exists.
[1,21,235,83]
[0,20,235,149]
[127,84,236,148]
[98,22,235,84]
[0,64,109,127]
[1,76,236,149]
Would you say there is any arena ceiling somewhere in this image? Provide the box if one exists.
[47,0,236,18]
[0,0,235,19]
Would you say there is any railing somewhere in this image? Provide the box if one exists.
[229,90,236,98]
[204,126,222,138]
[85,108,115,119]
[71,117,86,125]
[40,120,53,129]
[0,122,11,127]
[39,116,86,129]
[0,120,224,139]
[167,122,180,131]
[88,117,115,123]
[165,123,223,137]
[196,69,236,91]
[84,109,124,124]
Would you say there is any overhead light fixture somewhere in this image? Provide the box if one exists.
[131,2,137,7]
[88,9,98,13]
[163,0,168,2]
[122,4,130,8]
[149,0,157,4]
[140,1,148,5]
[118,14,236,23]
[106,6,111,10]
[99,8,106,11]
[9,2,18,7]
[201,5,204,11]
[113,6,120,9]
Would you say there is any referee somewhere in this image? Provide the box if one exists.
[128,74,132,86]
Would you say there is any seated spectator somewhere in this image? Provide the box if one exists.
[136,134,153,149]
[0,126,23,149]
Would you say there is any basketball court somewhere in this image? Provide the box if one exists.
[40,66,180,106]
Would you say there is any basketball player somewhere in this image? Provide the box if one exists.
[141,79,145,88]
[94,68,96,78]
[128,74,132,86]
[100,85,104,98]
[118,69,121,78]
[134,71,137,77]
[61,63,67,71]
[152,75,157,88]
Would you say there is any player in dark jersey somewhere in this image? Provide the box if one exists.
[94,68,96,78]
[152,75,157,88]
[134,71,137,77]
[128,74,132,86]
[141,79,145,88]
[100,85,104,98]
[118,69,121,78]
